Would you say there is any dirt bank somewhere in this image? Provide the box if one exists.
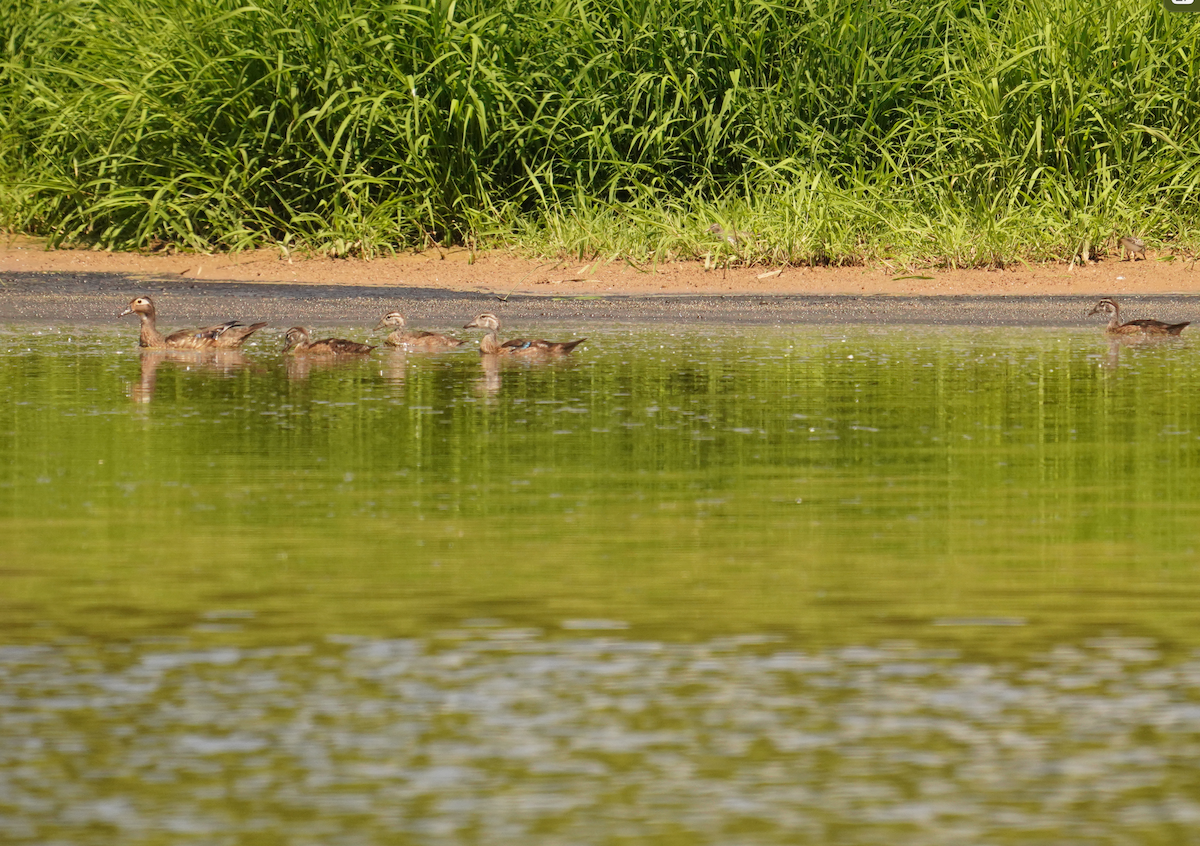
[4,237,1200,297]
[3,238,1199,328]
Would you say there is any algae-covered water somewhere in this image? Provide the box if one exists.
[3,323,1200,844]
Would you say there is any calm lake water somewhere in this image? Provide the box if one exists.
[3,322,1200,844]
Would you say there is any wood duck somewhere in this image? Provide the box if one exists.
[374,311,464,350]
[1088,297,1188,336]
[707,223,755,245]
[282,326,374,355]
[1119,236,1146,261]
[462,313,586,355]
[120,296,266,349]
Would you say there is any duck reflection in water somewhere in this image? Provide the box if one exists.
[379,347,409,390]
[471,351,586,401]
[284,352,376,382]
[474,353,503,398]
[1100,330,1187,370]
[130,348,250,403]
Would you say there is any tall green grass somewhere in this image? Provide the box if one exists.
[2,0,1200,265]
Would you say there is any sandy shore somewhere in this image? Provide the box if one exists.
[3,239,1199,327]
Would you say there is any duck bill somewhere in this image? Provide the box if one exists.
[119,307,133,317]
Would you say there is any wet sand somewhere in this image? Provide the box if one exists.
[3,240,1199,328]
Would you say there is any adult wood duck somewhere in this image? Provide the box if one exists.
[374,311,464,350]
[1088,297,1189,336]
[282,326,375,355]
[119,296,267,349]
[462,313,586,355]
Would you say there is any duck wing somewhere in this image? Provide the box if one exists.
[545,338,586,354]
[163,321,239,349]
[213,321,268,348]
[1120,319,1189,336]
[308,337,375,355]
[500,337,536,351]
[503,337,586,354]
[390,330,463,350]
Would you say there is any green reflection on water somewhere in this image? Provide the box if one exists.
[2,325,1199,653]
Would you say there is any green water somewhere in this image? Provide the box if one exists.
[4,323,1199,649]
[3,323,1200,844]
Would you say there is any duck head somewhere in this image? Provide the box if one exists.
[120,296,156,319]
[464,312,501,331]
[375,311,406,331]
[282,326,311,352]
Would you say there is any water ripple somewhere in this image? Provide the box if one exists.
[2,634,1199,844]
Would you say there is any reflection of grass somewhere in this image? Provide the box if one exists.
[7,504,1200,661]
[3,0,1200,266]
[5,327,1200,657]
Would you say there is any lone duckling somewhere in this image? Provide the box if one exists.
[120,296,266,350]
[1119,236,1147,261]
[462,313,586,356]
[707,223,756,246]
[282,326,374,355]
[1089,297,1188,337]
[375,311,463,350]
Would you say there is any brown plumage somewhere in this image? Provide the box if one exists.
[1089,297,1188,336]
[119,296,266,349]
[462,313,586,356]
[1119,236,1147,261]
[375,311,463,350]
[707,223,755,245]
[282,326,374,355]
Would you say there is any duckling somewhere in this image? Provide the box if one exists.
[119,296,266,349]
[1089,297,1188,336]
[374,311,464,350]
[1119,236,1147,261]
[282,326,375,355]
[707,223,756,246]
[462,313,586,356]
